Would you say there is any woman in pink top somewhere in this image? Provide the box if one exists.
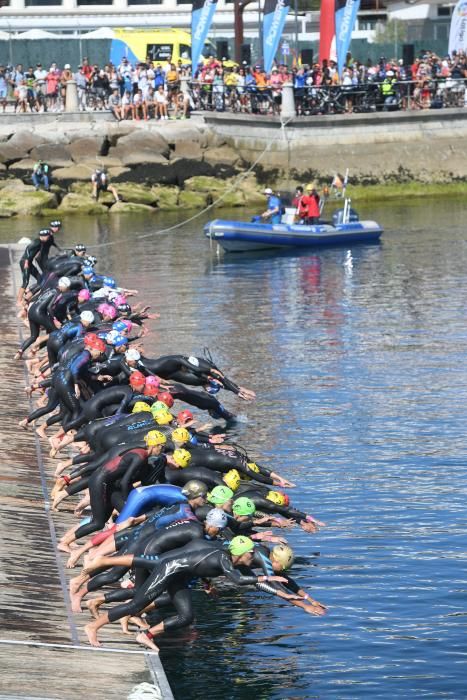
[46,67,60,111]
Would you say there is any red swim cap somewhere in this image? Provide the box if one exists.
[158,391,174,408]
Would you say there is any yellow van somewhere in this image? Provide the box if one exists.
[111,28,236,67]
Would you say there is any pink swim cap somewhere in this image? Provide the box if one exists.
[78,289,91,302]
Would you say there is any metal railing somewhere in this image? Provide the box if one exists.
[187,77,467,116]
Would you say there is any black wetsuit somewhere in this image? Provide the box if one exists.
[87,519,205,598]
[20,288,57,354]
[237,489,308,523]
[72,447,153,541]
[106,540,259,630]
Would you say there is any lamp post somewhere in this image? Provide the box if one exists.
[234,0,257,64]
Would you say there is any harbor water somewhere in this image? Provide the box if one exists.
[2,197,466,699]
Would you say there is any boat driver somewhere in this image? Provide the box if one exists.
[260,188,283,224]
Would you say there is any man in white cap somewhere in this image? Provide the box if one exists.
[260,187,283,224]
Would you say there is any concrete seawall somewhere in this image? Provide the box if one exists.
[204,109,467,185]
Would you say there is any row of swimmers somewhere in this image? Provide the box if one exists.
[16,223,326,651]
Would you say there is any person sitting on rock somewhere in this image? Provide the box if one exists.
[32,160,50,192]
[91,169,119,203]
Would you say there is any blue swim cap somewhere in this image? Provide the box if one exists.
[103,276,116,289]
[82,266,93,275]
[112,320,127,333]
[113,335,128,348]
[206,379,221,395]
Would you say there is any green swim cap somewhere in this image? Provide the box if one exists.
[232,497,256,516]
[207,485,234,505]
[229,536,255,557]
[151,401,169,415]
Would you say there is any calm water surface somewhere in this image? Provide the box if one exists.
[2,199,467,699]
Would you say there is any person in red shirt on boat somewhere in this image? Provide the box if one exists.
[299,183,321,225]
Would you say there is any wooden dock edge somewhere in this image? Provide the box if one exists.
[1,244,174,700]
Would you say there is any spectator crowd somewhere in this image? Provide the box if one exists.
[0,48,465,119]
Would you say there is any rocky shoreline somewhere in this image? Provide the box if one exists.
[0,121,266,218]
[0,115,466,218]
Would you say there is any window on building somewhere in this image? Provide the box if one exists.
[177,0,192,4]
[128,0,162,4]
[77,0,113,5]
[0,0,11,6]
[357,15,386,31]
[434,23,449,40]
[25,0,61,4]
[437,5,452,16]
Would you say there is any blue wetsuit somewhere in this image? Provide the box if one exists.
[116,484,187,523]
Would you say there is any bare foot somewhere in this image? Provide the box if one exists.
[36,425,48,440]
[129,616,149,630]
[70,589,85,613]
[54,462,69,478]
[51,478,65,499]
[14,351,23,361]
[66,549,83,569]
[51,492,67,511]
[69,573,87,595]
[18,418,28,430]
[85,622,102,647]
[120,616,132,635]
[57,541,72,554]
[86,597,104,619]
[135,631,159,652]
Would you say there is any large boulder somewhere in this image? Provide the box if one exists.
[0,177,24,190]
[108,130,170,167]
[0,143,27,165]
[112,162,178,185]
[108,166,132,180]
[0,187,57,216]
[8,130,53,152]
[52,165,94,186]
[151,185,180,210]
[173,140,203,160]
[69,181,116,206]
[58,193,108,215]
[236,172,265,206]
[116,182,158,206]
[8,159,36,178]
[184,175,228,194]
[212,189,245,207]
[67,137,106,162]
[177,190,208,209]
[203,145,240,168]
[109,201,156,214]
[30,144,74,168]
[169,158,215,186]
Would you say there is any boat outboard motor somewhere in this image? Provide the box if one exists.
[332,208,359,225]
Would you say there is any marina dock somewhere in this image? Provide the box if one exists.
[0,246,173,700]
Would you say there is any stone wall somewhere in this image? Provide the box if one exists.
[204,109,467,187]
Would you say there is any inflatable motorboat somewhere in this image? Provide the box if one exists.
[205,204,383,253]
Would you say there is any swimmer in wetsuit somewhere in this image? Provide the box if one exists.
[84,535,287,648]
